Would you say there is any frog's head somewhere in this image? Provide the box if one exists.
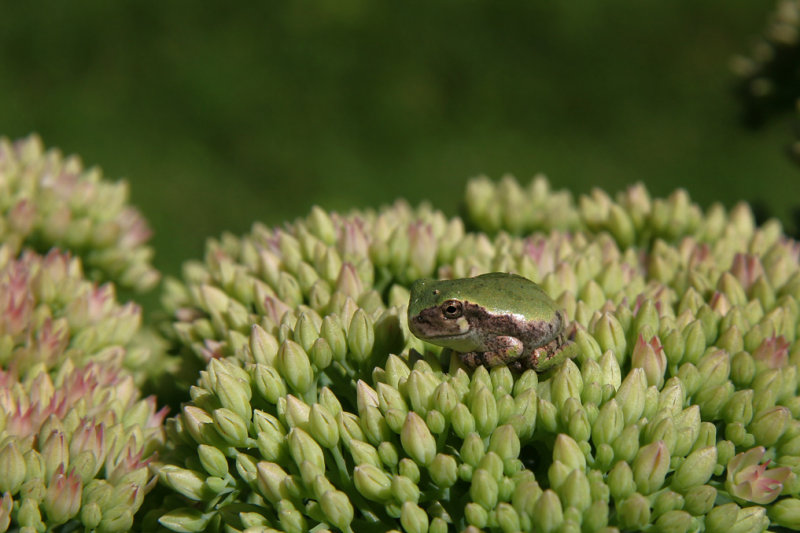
[407,278,471,342]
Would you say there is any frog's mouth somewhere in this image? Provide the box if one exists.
[409,310,470,339]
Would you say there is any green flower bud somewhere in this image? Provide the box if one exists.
[477,452,504,483]
[398,458,421,484]
[729,506,769,533]
[749,406,790,446]
[234,452,259,485]
[551,359,583,410]
[488,424,520,461]
[537,397,559,433]
[671,446,717,493]
[492,501,520,533]
[695,382,734,420]
[723,389,754,425]
[696,349,731,388]
[644,414,676,454]
[0,441,26,494]
[465,501,488,528]
[652,489,684,519]
[213,371,252,423]
[400,412,436,466]
[681,321,706,365]
[277,498,307,533]
[559,469,591,512]
[769,497,800,530]
[615,368,647,426]
[249,323,278,366]
[308,403,339,449]
[617,492,650,531]
[429,453,458,489]
[255,461,288,504]
[354,464,392,502]
[212,408,249,446]
[705,503,740,533]
[671,405,700,457]
[553,433,586,471]
[533,489,563,533]
[662,327,686,366]
[683,484,715,516]
[592,399,624,446]
[548,460,572,491]
[592,312,627,365]
[319,490,353,532]
[277,339,313,394]
[611,423,641,464]
[250,364,287,405]
[598,349,622,389]
[730,351,755,387]
[17,497,44,530]
[511,388,537,441]
[309,337,333,370]
[575,328,603,362]
[198,444,229,479]
[287,427,325,475]
[583,498,609,531]
[425,410,446,434]
[461,433,485,467]
[654,510,693,533]
[159,465,207,501]
[348,309,375,364]
[470,468,499,510]
[391,474,420,504]
[608,460,636,502]
[349,440,382,468]
[451,403,475,438]
[471,386,499,437]
[717,325,744,355]
[320,315,348,362]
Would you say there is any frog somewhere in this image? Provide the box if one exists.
[407,272,577,372]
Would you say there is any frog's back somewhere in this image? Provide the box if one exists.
[457,272,556,317]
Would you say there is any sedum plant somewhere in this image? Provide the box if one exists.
[0,245,167,532]
[153,176,800,532]
[0,134,159,292]
[0,244,169,384]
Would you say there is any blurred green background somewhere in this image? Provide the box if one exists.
[2,1,798,281]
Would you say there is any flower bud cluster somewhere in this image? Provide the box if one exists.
[0,134,159,291]
[0,359,166,532]
[0,245,169,383]
[0,245,168,532]
[157,178,800,531]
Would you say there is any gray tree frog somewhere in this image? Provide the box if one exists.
[407,272,576,372]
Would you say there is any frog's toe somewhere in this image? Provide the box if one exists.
[458,351,484,368]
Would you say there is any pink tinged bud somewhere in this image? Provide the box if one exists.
[726,446,792,504]
[41,430,69,482]
[752,335,790,369]
[631,334,667,388]
[43,465,82,524]
[632,441,670,494]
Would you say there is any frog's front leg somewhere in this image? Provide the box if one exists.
[459,335,524,368]
[524,335,578,372]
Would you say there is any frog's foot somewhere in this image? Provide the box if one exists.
[524,333,577,372]
[458,351,484,368]
[480,335,525,367]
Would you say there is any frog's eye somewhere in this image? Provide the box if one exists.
[441,299,463,319]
